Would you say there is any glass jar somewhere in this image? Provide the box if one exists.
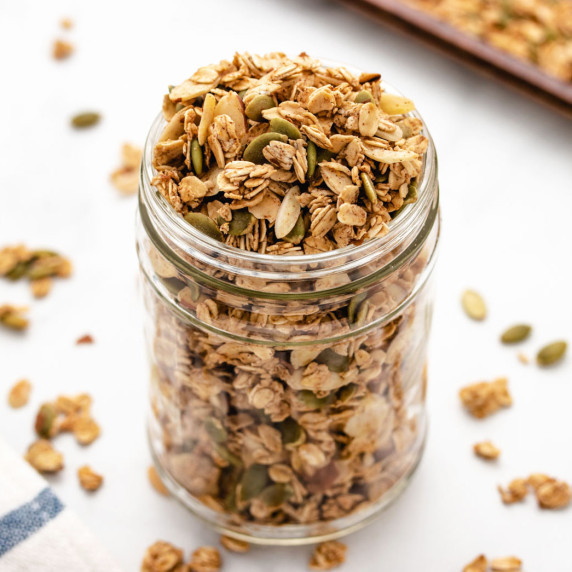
[137,83,440,545]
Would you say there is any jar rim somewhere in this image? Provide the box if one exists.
[139,63,438,282]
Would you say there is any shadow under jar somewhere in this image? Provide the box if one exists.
[137,83,440,545]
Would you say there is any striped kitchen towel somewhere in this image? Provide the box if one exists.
[0,437,123,572]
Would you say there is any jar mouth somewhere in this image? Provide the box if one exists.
[140,65,439,282]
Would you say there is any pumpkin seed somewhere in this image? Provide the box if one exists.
[269,117,301,140]
[71,112,101,128]
[348,292,367,323]
[237,89,248,100]
[6,261,30,280]
[239,464,269,502]
[191,138,203,176]
[229,209,255,236]
[243,132,287,164]
[307,141,317,178]
[35,403,57,438]
[162,277,186,296]
[379,93,416,115]
[501,324,532,344]
[404,180,418,205]
[298,390,335,409]
[205,417,227,443]
[315,348,350,373]
[277,418,305,446]
[537,341,567,366]
[184,212,223,242]
[355,90,373,103]
[461,290,487,321]
[245,95,275,121]
[283,214,306,244]
[275,186,301,239]
[354,300,370,328]
[360,172,377,205]
[215,444,243,467]
[316,148,334,164]
[258,484,293,508]
[338,383,358,404]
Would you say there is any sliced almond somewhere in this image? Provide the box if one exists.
[214,92,247,139]
[198,93,216,146]
[275,186,301,239]
[358,102,378,137]
[362,145,417,164]
[320,165,353,195]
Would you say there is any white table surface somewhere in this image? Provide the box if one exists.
[1,0,571,570]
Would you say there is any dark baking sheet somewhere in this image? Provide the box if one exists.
[335,0,572,118]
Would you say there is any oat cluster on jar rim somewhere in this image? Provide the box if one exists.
[136,52,440,544]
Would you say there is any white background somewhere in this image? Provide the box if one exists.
[0,0,571,570]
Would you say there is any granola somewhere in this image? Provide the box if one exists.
[76,334,94,344]
[498,474,571,509]
[463,555,488,572]
[219,535,249,553]
[403,0,572,82]
[25,439,64,473]
[7,379,32,408]
[473,441,500,460]
[0,244,72,297]
[111,142,143,195]
[498,478,528,504]
[141,541,184,572]
[52,39,74,60]
[309,541,347,570]
[464,555,523,572]
[148,466,170,496]
[188,547,221,572]
[459,378,512,419]
[78,465,103,491]
[152,53,426,254]
[0,304,29,331]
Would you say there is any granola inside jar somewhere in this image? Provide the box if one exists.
[137,53,440,544]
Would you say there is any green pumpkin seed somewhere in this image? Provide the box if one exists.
[205,417,227,443]
[354,300,370,328]
[184,212,223,242]
[237,89,248,100]
[71,112,101,128]
[229,209,255,236]
[461,290,487,321]
[298,390,335,409]
[269,117,301,140]
[360,172,377,205]
[161,277,186,296]
[355,90,373,104]
[277,418,305,446]
[239,464,269,502]
[307,141,317,178]
[35,403,57,438]
[338,383,358,403]
[315,348,350,373]
[243,133,288,164]
[215,444,243,467]
[316,148,334,164]
[245,95,275,121]
[283,214,306,244]
[191,138,203,176]
[501,324,532,344]
[259,484,293,508]
[348,292,367,323]
[404,180,418,205]
[537,341,567,366]
[6,261,30,281]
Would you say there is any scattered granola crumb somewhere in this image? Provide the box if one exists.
[60,17,73,29]
[473,441,500,460]
[517,352,529,365]
[73,416,101,445]
[459,378,512,419]
[25,439,64,473]
[78,465,103,491]
[490,556,523,571]
[76,334,94,345]
[188,546,221,572]
[463,554,487,572]
[220,535,250,553]
[148,465,170,496]
[8,379,32,408]
[534,477,571,510]
[309,541,347,570]
[0,304,29,331]
[52,39,74,60]
[498,478,529,504]
[110,142,142,195]
[31,277,53,298]
[141,541,184,572]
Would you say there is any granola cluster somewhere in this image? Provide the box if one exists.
[152,52,427,254]
[464,554,523,572]
[459,378,512,418]
[141,542,221,572]
[498,473,571,509]
[405,0,572,81]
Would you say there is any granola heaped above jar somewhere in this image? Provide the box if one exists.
[152,52,427,254]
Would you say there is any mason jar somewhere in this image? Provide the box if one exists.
[136,80,439,545]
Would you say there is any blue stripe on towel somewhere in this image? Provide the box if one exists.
[0,488,64,557]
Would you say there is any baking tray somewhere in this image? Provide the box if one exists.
[335,0,572,118]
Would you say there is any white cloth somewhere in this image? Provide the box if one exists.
[0,438,123,572]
